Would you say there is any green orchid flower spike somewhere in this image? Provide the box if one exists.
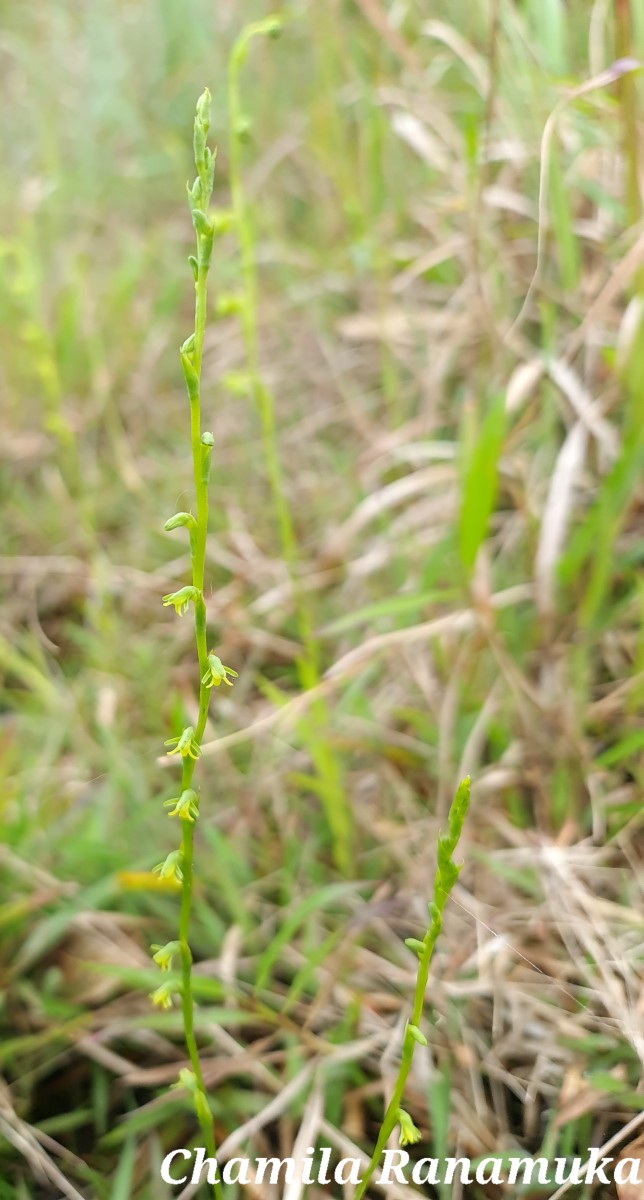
[149,87,244,1200]
[353,777,471,1200]
[202,652,238,689]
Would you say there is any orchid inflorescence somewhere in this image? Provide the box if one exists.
[147,87,237,1200]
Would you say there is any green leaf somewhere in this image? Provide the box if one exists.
[527,0,566,75]
[112,1139,137,1200]
[458,396,505,574]
[255,883,357,994]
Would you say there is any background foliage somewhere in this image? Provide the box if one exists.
[1,1,643,1196]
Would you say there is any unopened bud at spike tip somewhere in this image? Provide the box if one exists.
[195,87,211,133]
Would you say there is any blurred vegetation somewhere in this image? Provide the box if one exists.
[1,0,643,1196]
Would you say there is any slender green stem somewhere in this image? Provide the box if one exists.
[353,778,471,1200]
[227,20,353,875]
[153,90,227,1200]
[180,145,223,1200]
[228,27,308,635]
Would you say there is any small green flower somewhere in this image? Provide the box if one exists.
[149,980,180,1009]
[202,652,238,689]
[164,789,199,822]
[162,585,201,616]
[153,850,183,884]
[397,1108,422,1147]
[151,940,180,971]
[164,726,201,760]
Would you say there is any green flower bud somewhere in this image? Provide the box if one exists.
[195,87,211,134]
[198,226,214,270]
[194,123,207,170]
[187,177,204,212]
[200,432,214,485]
[191,208,213,238]
[181,349,199,403]
[164,511,196,532]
